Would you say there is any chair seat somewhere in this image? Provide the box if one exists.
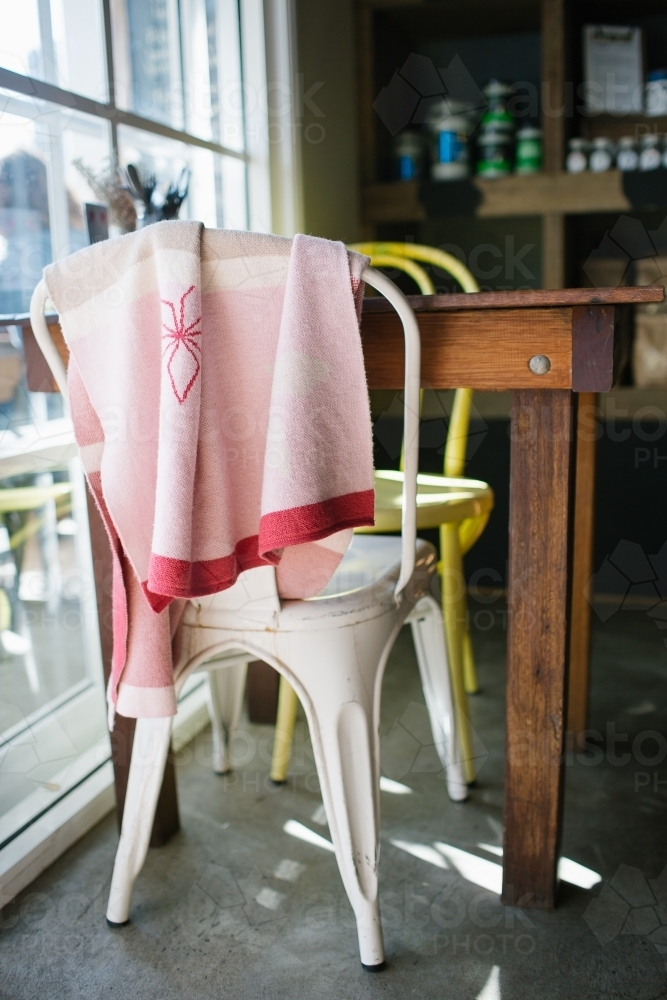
[354,470,494,532]
[311,534,431,599]
[185,536,438,633]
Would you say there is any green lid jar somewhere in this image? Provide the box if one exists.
[515,126,542,174]
[481,80,514,134]
[476,128,512,178]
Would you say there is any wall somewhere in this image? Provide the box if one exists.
[295,0,361,242]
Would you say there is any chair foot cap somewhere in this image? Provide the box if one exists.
[362,961,386,973]
[106,917,130,928]
[214,769,233,777]
[269,778,287,787]
[449,791,469,803]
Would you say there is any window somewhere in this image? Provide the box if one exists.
[0,0,277,899]
[0,448,107,851]
[0,0,273,311]
[0,100,111,312]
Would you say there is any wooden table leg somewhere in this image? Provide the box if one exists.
[87,490,180,846]
[567,392,598,740]
[502,388,575,909]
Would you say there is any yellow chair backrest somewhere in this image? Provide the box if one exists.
[350,242,478,478]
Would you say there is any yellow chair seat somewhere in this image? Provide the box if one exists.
[0,484,72,512]
[356,471,494,534]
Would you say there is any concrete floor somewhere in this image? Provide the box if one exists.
[2,605,667,999]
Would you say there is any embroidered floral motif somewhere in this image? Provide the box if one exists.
[161,286,202,404]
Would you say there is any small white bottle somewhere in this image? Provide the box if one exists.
[616,136,639,171]
[589,137,614,173]
[565,138,588,173]
[639,134,662,171]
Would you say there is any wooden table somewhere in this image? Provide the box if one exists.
[362,285,661,908]
[10,283,664,906]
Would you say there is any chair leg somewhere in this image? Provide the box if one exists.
[408,596,468,802]
[206,662,248,774]
[462,623,480,695]
[440,522,476,783]
[285,619,394,969]
[270,676,299,784]
[106,716,172,926]
[458,512,490,695]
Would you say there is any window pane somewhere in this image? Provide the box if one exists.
[0,91,111,313]
[220,154,248,230]
[118,124,247,229]
[0,1,108,102]
[110,0,185,130]
[0,457,108,846]
[0,319,67,435]
[0,3,41,80]
[179,0,245,149]
[111,0,246,146]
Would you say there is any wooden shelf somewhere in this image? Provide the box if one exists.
[361,170,661,222]
[359,0,541,37]
[580,114,667,142]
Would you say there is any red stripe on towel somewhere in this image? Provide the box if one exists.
[145,534,278,602]
[143,490,374,604]
[259,489,375,554]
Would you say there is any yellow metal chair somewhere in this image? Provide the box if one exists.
[270,243,494,785]
[0,482,73,644]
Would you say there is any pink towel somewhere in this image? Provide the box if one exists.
[44,223,373,721]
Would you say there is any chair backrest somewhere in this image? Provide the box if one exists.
[29,264,421,599]
[350,241,479,479]
[350,241,479,294]
[30,281,68,401]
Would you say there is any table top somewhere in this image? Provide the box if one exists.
[362,285,665,314]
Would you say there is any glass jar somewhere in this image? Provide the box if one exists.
[515,126,542,174]
[481,80,514,135]
[476,129,513,178]
[426,99,472,180]
[393,130,424,181]
[589,137,614,173]
[565,138,588,173]
[616,136,639,171]
[639,133,662,171]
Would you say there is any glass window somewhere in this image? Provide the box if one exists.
[118,124,247,230]
[0,92,111,313]
[110,0,184,129]
[0,456,108,848]
[181,0,246,151]
[111,0,245,147]
[0,1,108,102]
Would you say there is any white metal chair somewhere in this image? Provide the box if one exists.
[270,244,494,788]
[30,267,466,971]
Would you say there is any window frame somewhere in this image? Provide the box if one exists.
[0,1,250,172]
